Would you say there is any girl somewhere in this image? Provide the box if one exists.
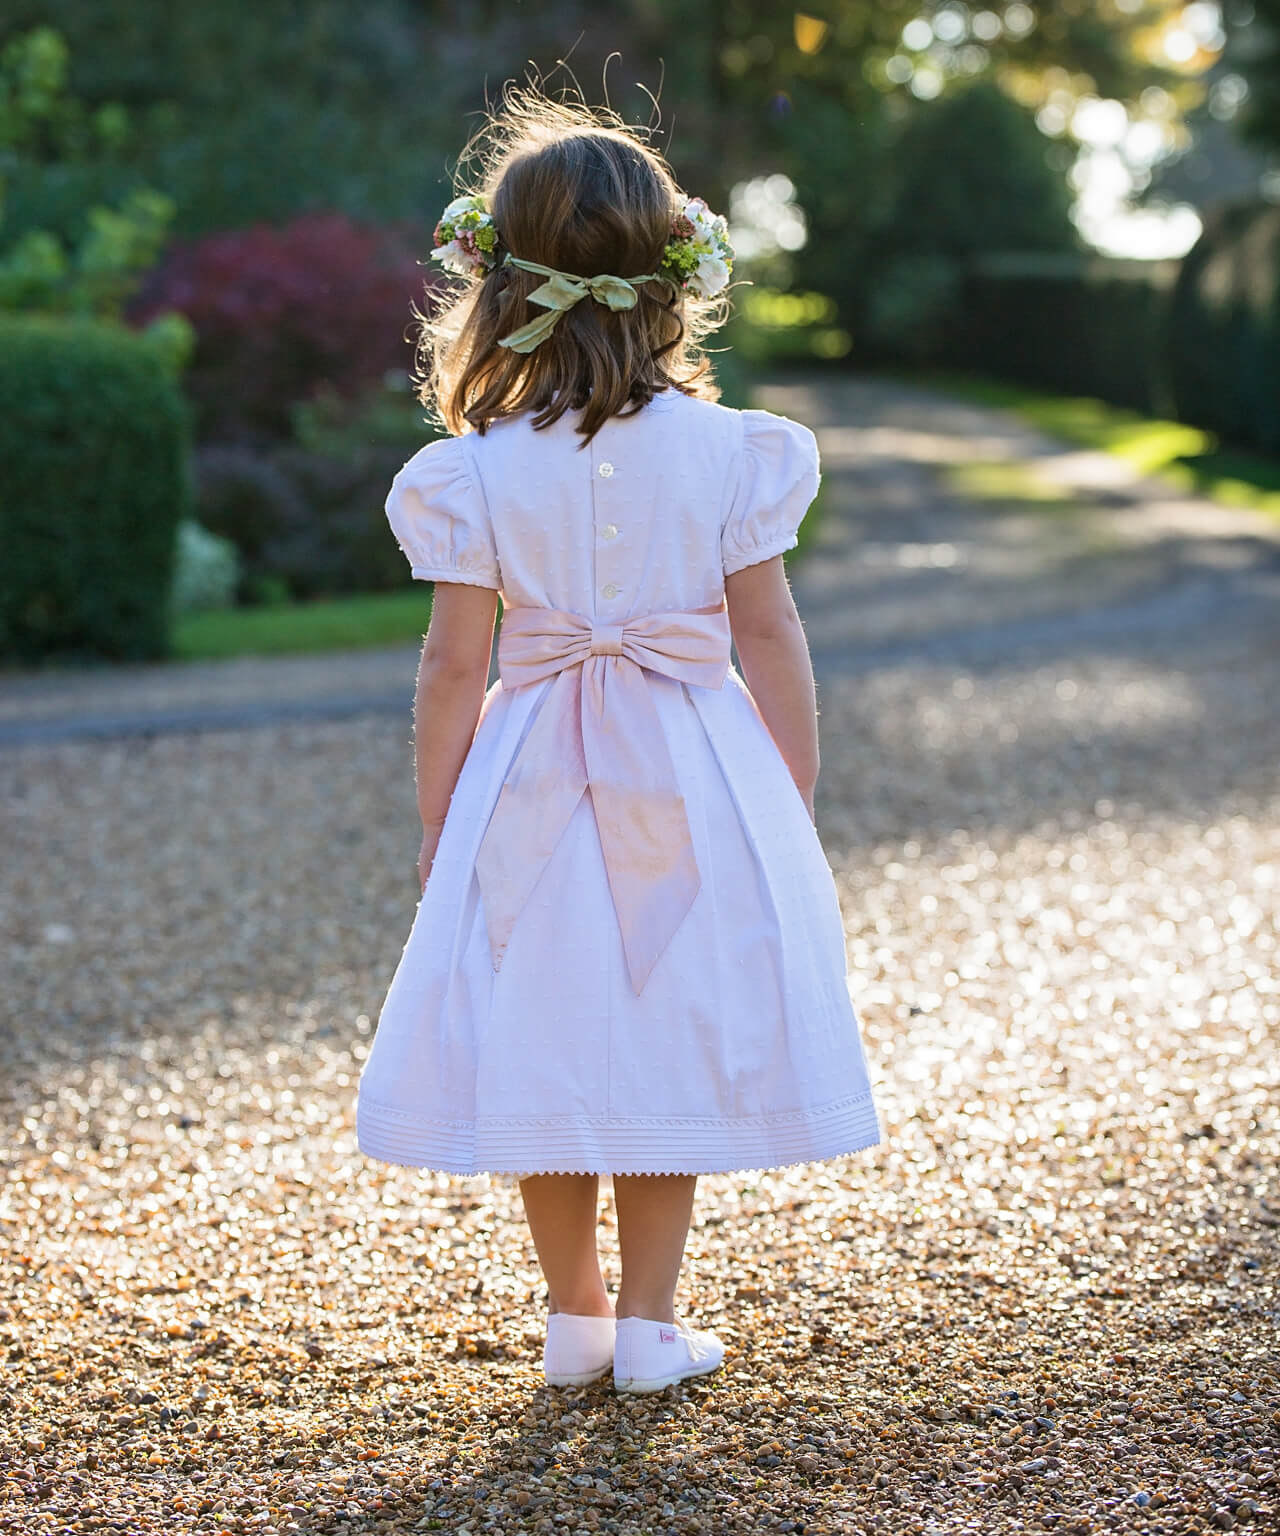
[355,89,882,1395]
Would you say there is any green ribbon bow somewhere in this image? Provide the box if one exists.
[498,255,665,354]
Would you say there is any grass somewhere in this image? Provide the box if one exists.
[944,460,1082,515]
[921,371,1280,521]
[173,497,822,664]
[174,588,434,662]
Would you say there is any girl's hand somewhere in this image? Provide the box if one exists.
[418,820,445,893]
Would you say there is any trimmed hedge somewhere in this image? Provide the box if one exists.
[0,315,190,662]
[934,212,1280,457]
[1168,201,1280,457]
[943,253,1179,417]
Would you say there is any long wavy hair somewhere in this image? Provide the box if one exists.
[416,87,729,444]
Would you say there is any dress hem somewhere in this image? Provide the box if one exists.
[355,1089,882,1176]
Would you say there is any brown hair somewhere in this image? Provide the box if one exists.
[416,86,729,444]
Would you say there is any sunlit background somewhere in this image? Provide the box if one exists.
[3,12,1279,1528]
[0,1,1276,660]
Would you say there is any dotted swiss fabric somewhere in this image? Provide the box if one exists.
[356,391,882,1175]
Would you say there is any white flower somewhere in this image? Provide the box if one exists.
[431,239,477,277]
[442,194,481,220]
[680,198,715,241]
[690,251,730,297]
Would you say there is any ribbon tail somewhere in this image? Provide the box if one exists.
[475,669,588,970]
[498,307,567,354]
[579,657,701,994]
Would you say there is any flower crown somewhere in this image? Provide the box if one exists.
[430,192,734,300]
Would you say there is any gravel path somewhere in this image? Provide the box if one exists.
[1,377,1277,1534]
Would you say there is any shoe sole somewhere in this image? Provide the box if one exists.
[613,1355,724,1394]
[544,1361,614,1388]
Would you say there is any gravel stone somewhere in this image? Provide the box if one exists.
[1,378,1277,1534]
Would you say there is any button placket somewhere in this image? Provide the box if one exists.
[594,452,624,608]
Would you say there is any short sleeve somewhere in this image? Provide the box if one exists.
[385,435,501,590]
[721,409,821,577]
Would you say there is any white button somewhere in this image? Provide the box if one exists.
[601,523,619,540]
[598,462,615,478]
[602,582,619,599]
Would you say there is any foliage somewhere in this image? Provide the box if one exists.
[291,378,439,460]
[131,213,437,439]
[1168,200,1280,455]
[861,82,1078,357]
[1,1,485,237]
[943,253,1178,415]
[0,313,189,661]
[170,520,240,614]
[1231,0,1280,151]
[688,2,1204,358]
[878,83,1076,260]
[189,408,430,611]
[723,289,852,365]
[3,2,1203,241]
[926,371,1280,521]
[0,27,175,315]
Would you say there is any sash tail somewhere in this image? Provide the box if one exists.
[580,653,703,994]
[474,666,589,971]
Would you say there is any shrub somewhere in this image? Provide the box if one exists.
[878,83,1077,264]
[943,254,1179,417]
[193,383,440,602]
[131,212,440,440]
[779,80,1077,360]
[1168,201,1280,456]
[723,289,852,369]
[170,520,240,614]
[0,314,189,661]
[0,27,177,318]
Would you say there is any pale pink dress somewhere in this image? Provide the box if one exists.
[355,388,882,1174]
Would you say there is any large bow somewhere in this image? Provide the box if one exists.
[498,256,666,354]
[474,604,732,993]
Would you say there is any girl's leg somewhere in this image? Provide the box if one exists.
[613,1174,697,1323]
[519,1174,612,1316]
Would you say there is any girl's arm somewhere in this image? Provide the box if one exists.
[724,554,819,822]
[413,582,500,888]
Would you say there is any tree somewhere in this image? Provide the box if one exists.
[0,27,177,318]
[1231,0,1280,150]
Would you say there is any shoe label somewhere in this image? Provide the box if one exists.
[659,1328,676,1344]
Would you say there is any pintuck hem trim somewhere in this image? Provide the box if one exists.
[355,1090,882,1175]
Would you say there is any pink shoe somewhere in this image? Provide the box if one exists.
[543,1313,616,1387]
[613,1315,725,1393]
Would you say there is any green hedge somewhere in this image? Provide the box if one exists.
[943,253,1179,417]
[0,315,190,662]
[934,215,1280,457]
[1168,201,1280,457]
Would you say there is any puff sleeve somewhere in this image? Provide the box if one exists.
[720,409,821,577]
[385,435,502,590]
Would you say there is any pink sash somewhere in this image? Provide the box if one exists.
[475,603,732,994]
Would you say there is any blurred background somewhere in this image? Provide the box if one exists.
[0,0,1277,667]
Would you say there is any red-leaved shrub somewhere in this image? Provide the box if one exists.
[132,213,442,440]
